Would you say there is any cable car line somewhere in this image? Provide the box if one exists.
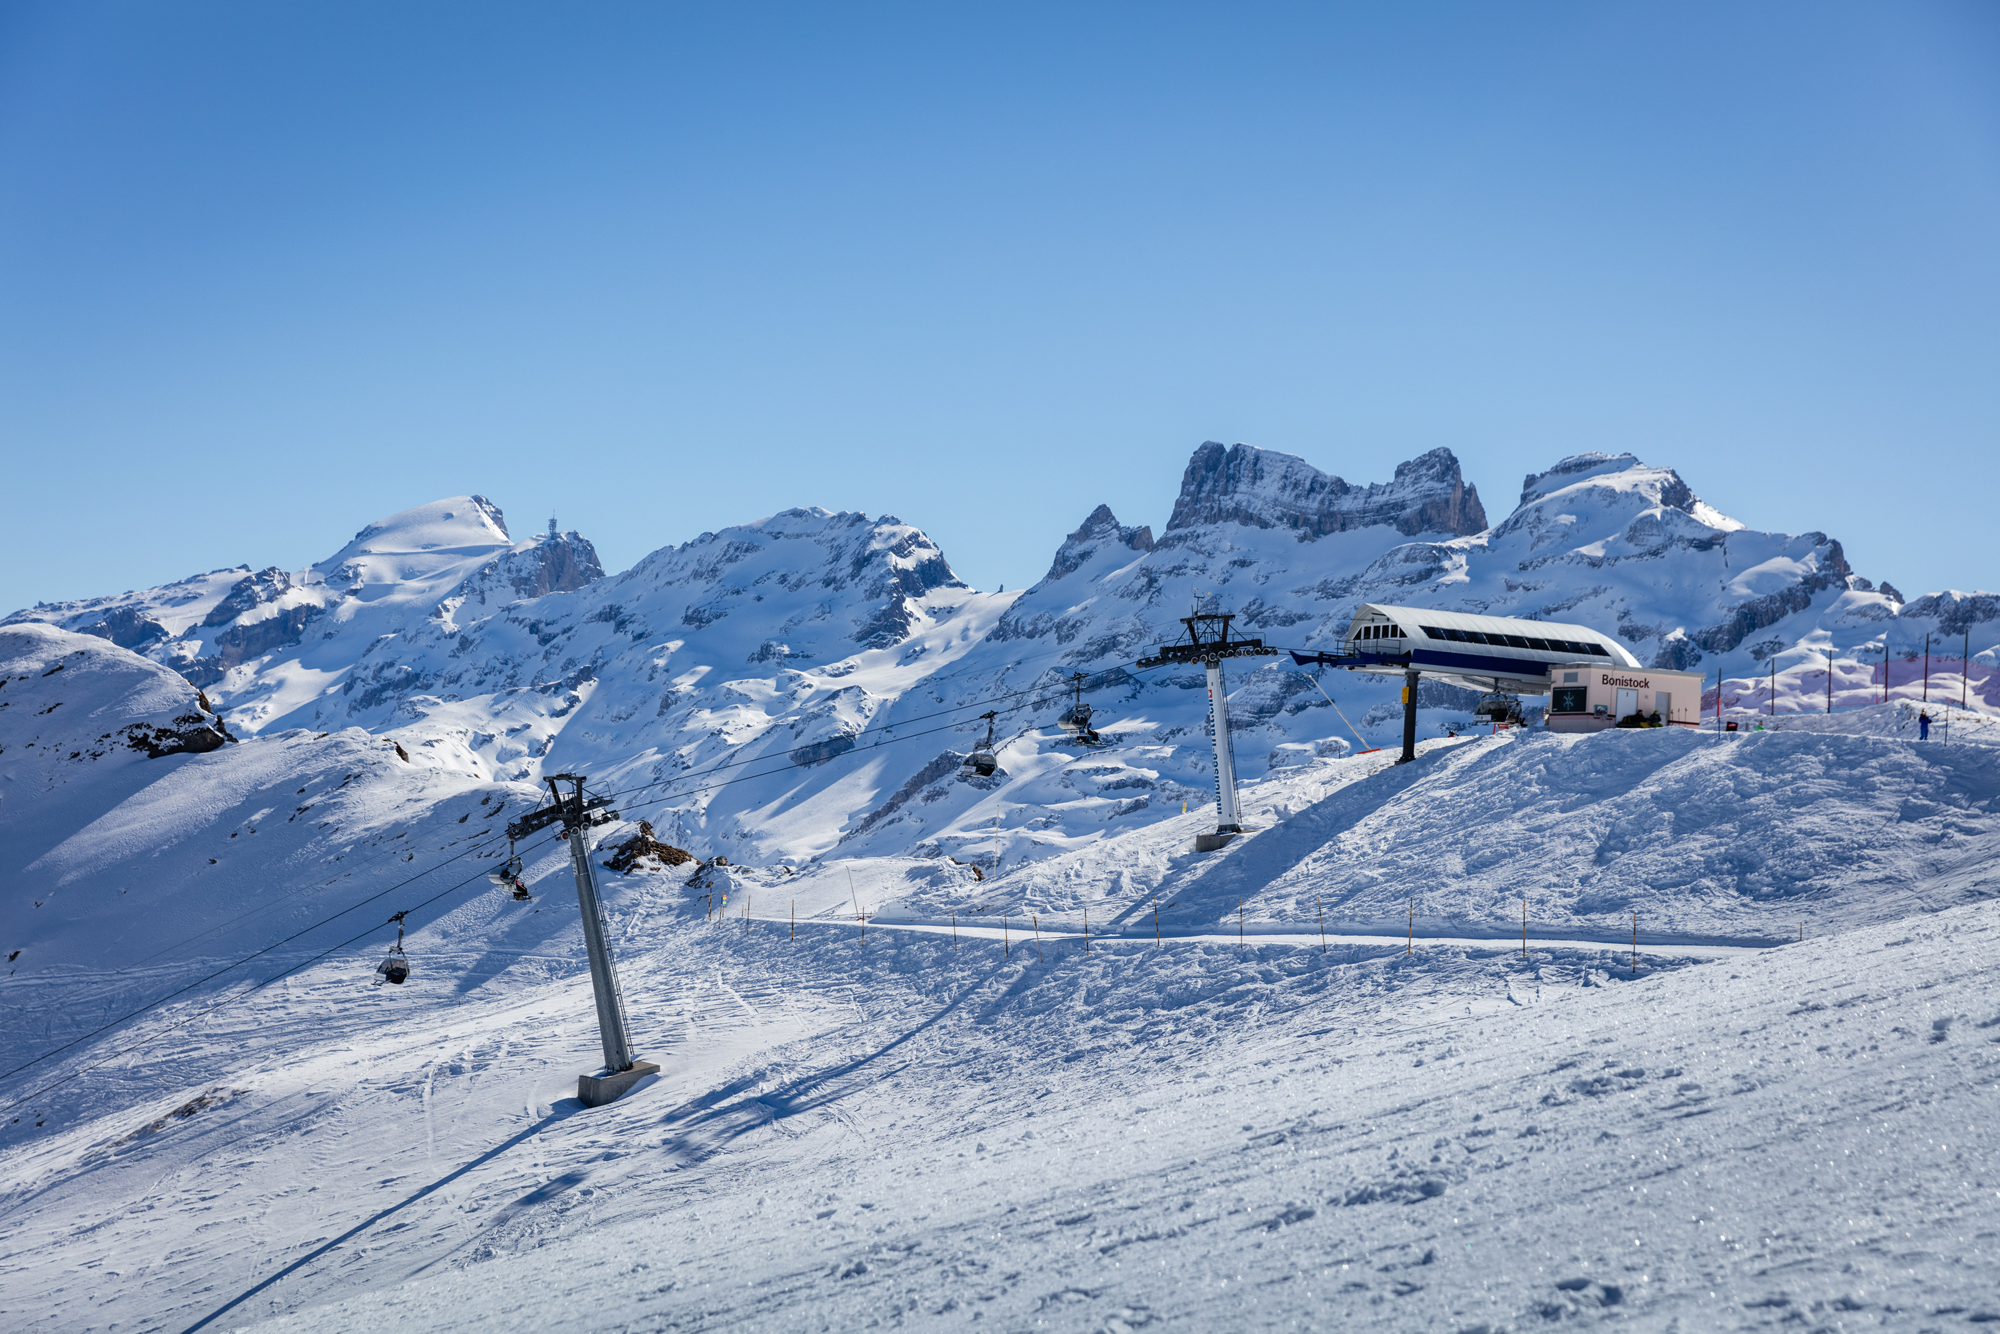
[0,830,515,1087]
[0,862,498,1123]
[1,615,1429,1130]
[0,664,1164,1117]
[579,656,1151,813]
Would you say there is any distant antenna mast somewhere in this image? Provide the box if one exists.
[549,516,558,536]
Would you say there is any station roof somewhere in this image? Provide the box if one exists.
[1345,603,1645,692]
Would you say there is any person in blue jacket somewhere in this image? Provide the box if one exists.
[1919,709,1932,740]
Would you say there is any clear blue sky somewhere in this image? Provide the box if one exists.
[3,2,1996,614]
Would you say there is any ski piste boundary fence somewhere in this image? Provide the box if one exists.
[1703,655,2000,717]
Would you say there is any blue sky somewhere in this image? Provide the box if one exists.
[2,2,1996,613]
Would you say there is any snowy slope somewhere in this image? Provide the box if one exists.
[7,442,2000,1331]
[1,730,1995,1330]
[6,496,603,734]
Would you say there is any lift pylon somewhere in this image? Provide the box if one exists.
[1137,605,1276,851]
[508,774,658,1106]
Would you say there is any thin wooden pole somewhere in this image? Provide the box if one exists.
[1631,911,1637,975]
[1153,899,1161,947]
[1317,894,1327,955]
[1002,910,1010,958]
[1825,649,1832,714]
[1406,897,1413,956]
[1925,632,1931,701]
[791,900,795,940]
[847,868,863,937]
[745,893,751,932]
[1521,897,1528,960]
[1031,912,1043,962]
[1239,899,1245,948]
[1965,628,1971,710]
[951,909,957,950]
[1083,908,1090,955]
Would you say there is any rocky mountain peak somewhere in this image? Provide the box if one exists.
[1516,453,1698,515]
[1165,442,1486,540]
[1044,504,1155,581]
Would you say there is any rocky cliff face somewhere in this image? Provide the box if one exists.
[1166,442,1487,540]
[1043,504,1155,582]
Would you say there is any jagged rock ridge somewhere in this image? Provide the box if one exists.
[1166,442,1487,540]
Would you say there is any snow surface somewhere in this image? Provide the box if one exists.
[3,650,1998,1329]
[4,441,2000,1330]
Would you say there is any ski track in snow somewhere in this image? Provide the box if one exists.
[4,902,1994,1332]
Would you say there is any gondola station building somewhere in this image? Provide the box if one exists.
[1291,603,1704,740]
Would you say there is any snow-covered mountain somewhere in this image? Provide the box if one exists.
[7,443,1995,874]
[6,444,2000,1331]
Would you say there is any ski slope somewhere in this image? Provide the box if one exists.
[6,438,2000,1330]
[3,694,1998,1330]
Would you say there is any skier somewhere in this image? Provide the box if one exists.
[1919,709,1932,741]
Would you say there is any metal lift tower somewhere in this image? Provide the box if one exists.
[1138,608,1276,851]
[508,775,658,1107]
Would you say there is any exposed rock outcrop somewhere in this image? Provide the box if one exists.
[1045,505,1155,582]
[1166,442,1487,540]
[604,821,694,873]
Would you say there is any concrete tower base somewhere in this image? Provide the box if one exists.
[578,1061,659,1108]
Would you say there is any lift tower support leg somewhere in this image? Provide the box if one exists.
[1138,607,1275,853]
[1399,669,1420,764]
[1206,656,1243,835]
[511,775,657,1107]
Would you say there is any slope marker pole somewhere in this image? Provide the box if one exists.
[1407,897,1414,956]
[791,900,795,941]
[1521,897,1528,960]
[1631,912,1637,975]
[1153,899,1161,948]
[1317,895,1327,955]
[1031,913,1043,962]
[1083,908,1090,955]
[951,909,958,950]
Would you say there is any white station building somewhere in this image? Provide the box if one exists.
[1333,603,1704,730]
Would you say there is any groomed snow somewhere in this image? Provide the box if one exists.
[2,710,1996,1331]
